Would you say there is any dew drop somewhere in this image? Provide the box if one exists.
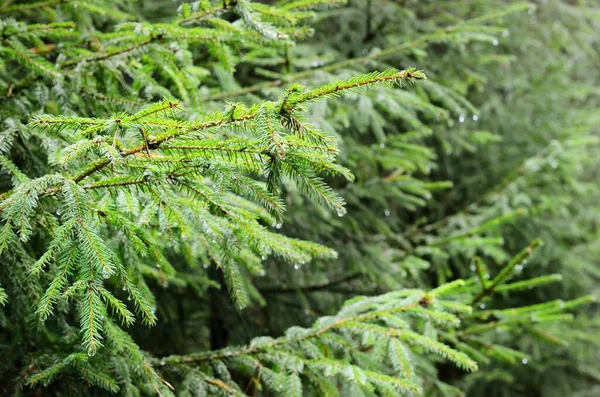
[88,350,95,357]
[304,309,310,315]
[502,30,510,38]
[379,143,386,149]
[479,303,486,309]
[470,264,476,271]
[522,358,528,365]
[294,264,300,270]
[515,264,523,271]
[492,39,499,46]
[336,210,344,217]
[384,209,391,217]
[459,115,465,123]
[472,115,479,121]
[550,161,558,169]
[275,222,282,229]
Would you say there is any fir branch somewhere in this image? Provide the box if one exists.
[0,0,68,13]
[472,239,543,304]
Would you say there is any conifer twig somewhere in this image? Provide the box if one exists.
[471,239,542,304]
[153,297,423,366]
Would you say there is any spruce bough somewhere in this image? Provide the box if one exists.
[0,0,597,396]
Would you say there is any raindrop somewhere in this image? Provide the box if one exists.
[304,309,310,315]
[459,115,465,123]
[470,264,476,271]
[492,39,499,46]
[484,273,490,279]
[379,143,386,149]
[479,303,486,309]
[515,264,523,271]
[336,210,344,217]
[522,358,528,365]
[56,210,61,216]
[88,350,95,357]
[275,222,282,229]
[203,263,209,269]
[472,115,479,121]
[261,255,266,260]
[384,209,391,217]
[294,264,301,270]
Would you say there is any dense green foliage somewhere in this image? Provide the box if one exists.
[0,0,598,396]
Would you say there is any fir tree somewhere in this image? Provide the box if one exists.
[0,0,598,396]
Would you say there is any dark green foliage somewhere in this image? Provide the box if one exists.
[0,0,598,396]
